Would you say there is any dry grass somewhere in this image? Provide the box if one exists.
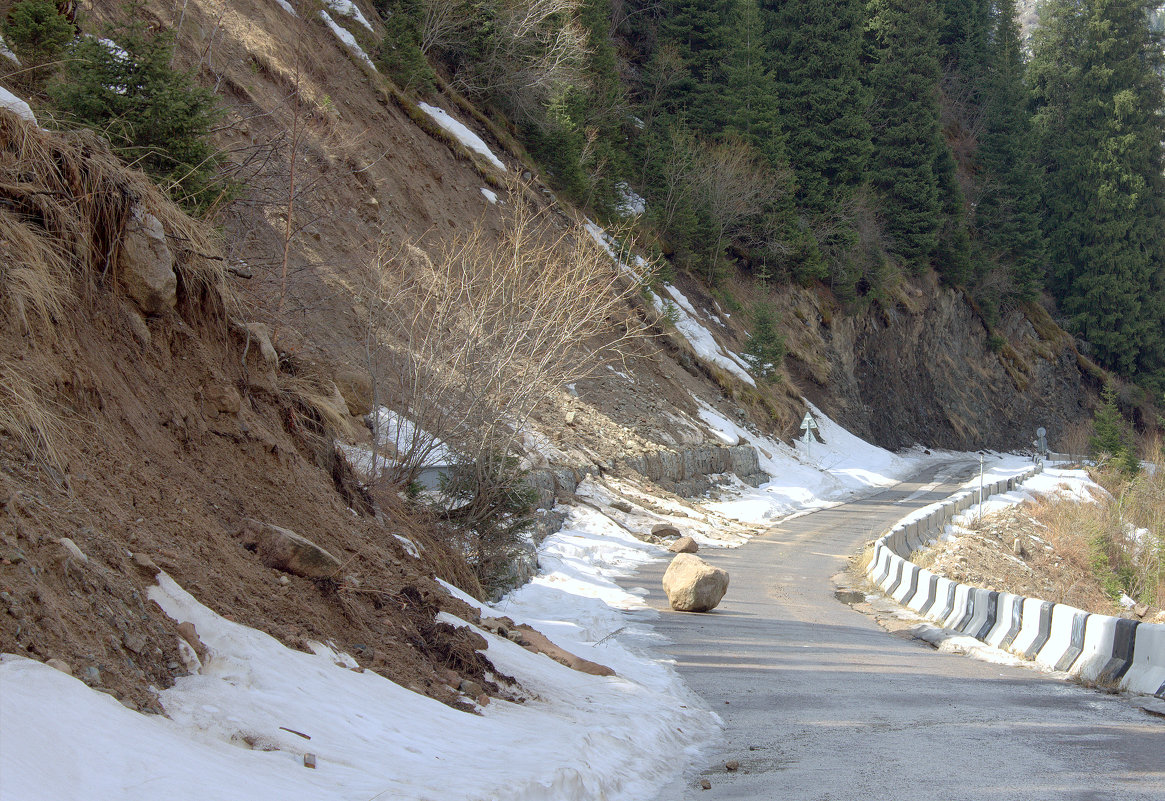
[0,360,75,480]
[356,184,650,486]
[1028,444,1165,608]
[0,109,229,474]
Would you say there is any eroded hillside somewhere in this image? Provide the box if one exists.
[0,0,1106,714]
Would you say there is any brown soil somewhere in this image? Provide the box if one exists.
[0,115,509,714]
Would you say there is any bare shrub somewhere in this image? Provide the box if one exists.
[354,190,649,592]
[435,0,592,126]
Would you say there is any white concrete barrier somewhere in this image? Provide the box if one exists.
[1122,624,1165,698]
[984,592,1025,650]
[1034,604,1088,672]
[864,463,1165,699]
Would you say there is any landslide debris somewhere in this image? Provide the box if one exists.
[0,110,510,712]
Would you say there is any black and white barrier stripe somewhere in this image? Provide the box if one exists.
[865,465,1165,699]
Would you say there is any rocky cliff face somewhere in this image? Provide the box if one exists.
[788,282,1093,452]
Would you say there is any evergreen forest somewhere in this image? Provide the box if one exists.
[376,0,1165,394]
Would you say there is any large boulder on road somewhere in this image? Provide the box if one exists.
[663,553,728,612]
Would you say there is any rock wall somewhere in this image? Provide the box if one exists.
[789,285,1094,452]
[525,444,767,511]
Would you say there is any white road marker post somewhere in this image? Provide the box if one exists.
[800,411,818,460]
[978,453,984,526]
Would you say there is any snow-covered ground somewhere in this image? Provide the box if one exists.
[320,10,377,71]
[418,102,507,171]
[1,403,991,800]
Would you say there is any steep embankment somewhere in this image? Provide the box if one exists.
[91,0,1091,454]
[0,111,501,711]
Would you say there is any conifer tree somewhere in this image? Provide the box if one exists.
[768,0,872,212]
[1031,0,1165,384]
[654,0,738,136]
[865,0,945,273]
[974,0,1046,300]
[937,0,991,88]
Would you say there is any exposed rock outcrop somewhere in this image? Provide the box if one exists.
[119,206,176,316]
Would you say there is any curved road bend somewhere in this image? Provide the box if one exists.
[631,461,1165,801]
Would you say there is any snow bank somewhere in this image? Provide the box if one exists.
[480,186,499,204]
[275,0,298,16]
[320,10,377,71]
[616,182,646,216]
[1,553,716,801]
[654,284,755,386]
[0,85,36,126]
[418,102,507,171]
[324,0,374,31]
[338,406,454,478]
[694,398,925,525]
[1,34,20,65]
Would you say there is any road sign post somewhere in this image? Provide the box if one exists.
[799,412,818,459]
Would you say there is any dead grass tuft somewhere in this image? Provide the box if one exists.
[0,361,75,479]
[0,109,229,474]
[1028,445,1164,608]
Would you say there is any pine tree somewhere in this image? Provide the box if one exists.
[1090,383,1139,473]
[742,304,786,383]
[974,0,1046,300]
[1031,0,1165,383]
[51,14,229,213]
[768,0,872,212]
[937,0,991,87]
[866,0,945,273]
[654,0,738,136]
[723,0,783,165]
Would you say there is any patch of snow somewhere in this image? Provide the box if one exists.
[320,10,377,71]
[275,0,298,15]
[616,182,646,217]
[97,37,129,62]
[658,284,755,386]
[583,220,651,281]
[338,407,454,479]
[480,186,498,204]
[418,102,506,171]
[1120,593,1137,609]
[0,34,20,65]
[693,400,740,447]
[0,85,36,126]
[324,0,374,31]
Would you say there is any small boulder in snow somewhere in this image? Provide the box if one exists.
[667,536,698,554]
[663,553,728,612]
[240,519,342,579]
[652,524,681,539]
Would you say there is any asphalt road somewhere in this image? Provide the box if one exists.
[634,461,1165,801]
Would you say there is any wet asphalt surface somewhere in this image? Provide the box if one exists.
[630,461,1165,800]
